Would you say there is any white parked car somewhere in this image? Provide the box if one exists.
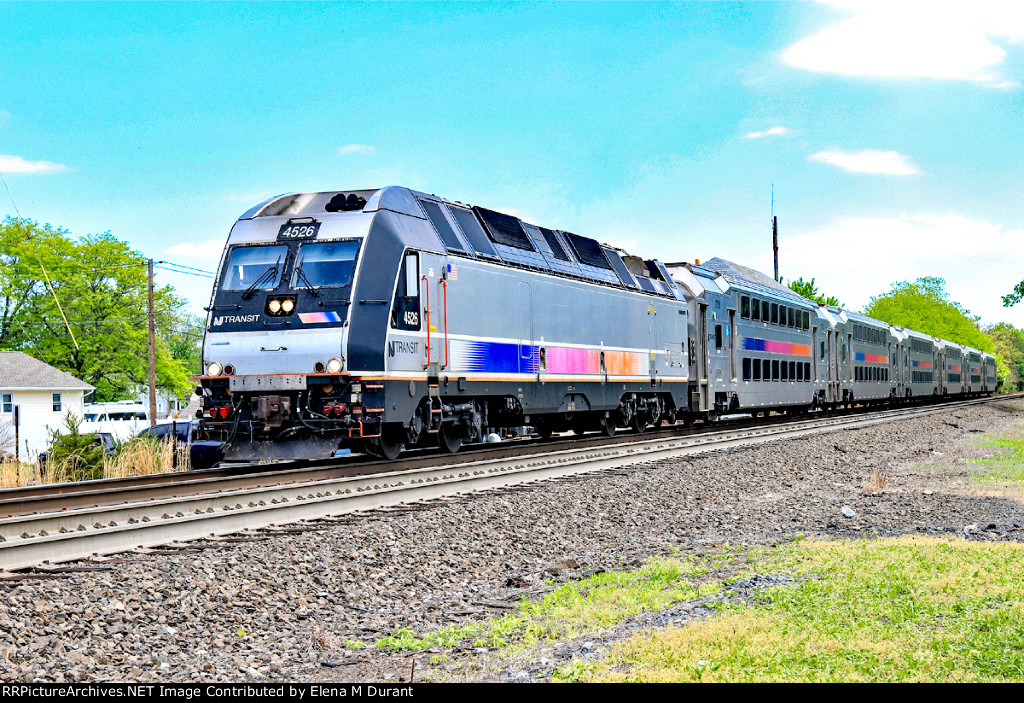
[80,401,150,443]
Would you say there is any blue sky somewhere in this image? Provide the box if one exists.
[2,1,1023,326]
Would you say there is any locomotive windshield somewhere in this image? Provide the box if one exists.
[290,240,359,288]
[221,245,288,291]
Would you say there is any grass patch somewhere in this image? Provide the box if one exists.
[563,537,1024,682]
[0,457,36,488]
[375,556,723,653]
[970,434,1024,489]
[102,436,188,478]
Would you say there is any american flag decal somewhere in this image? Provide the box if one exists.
[447,263,458,281]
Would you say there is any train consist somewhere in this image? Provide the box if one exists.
[192,186,998,466]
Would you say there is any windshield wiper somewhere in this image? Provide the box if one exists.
[240,264,280,301]
[293,266,321,297]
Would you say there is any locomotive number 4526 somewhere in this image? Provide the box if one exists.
[277,222,321,241]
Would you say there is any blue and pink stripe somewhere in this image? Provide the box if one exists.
[298,311,343,324]
[742,337,811,357]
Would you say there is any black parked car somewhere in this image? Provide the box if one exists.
[136,419,198,444]
[136,420,223,469]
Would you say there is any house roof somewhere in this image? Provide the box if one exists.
[0,352,93,391]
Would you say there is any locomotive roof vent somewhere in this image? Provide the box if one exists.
[325,193,367,212]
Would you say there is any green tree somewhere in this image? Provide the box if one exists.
[44,411,106,482]
[782,276,842,307]
[986,323,1024,391]
[0,217,200,401]
[865,277,993,352]
[1002,281,1024,308]
[0,218,75,349]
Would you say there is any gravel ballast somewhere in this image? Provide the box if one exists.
[1,399,1022,683]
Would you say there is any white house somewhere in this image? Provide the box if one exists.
[0,352,93,461]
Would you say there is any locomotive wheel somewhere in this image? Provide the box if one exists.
[535,423,554,439]
[599,413,616,437]
[632,415,648,434]
[438,422,463,454]
[367,424,404,461]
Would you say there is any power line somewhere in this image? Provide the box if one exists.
[154,265,215,279]
[154,260,215,275]
[0,169,21,217]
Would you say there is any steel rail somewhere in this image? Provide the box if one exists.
[0,394,1011,572]
[4,392,1016,517]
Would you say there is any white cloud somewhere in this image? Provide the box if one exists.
[760,212,1024,326]
[337,144,376,156]
[781,0,1024,88]
[0,154,70,174]
[743,126,793,139]
[808,148,920,175]
[166,240,226,258]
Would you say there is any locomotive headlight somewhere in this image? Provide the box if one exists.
[206,361,223,377]
[327,357,343,373]
[268,299,282,314]
[281,299,295,313]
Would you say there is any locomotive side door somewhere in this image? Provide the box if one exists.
[417,257,440,375]
[437,264,451,372]
[648,304,658,384]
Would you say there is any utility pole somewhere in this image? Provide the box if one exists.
[772,216,779,283]
[148,259,157,427]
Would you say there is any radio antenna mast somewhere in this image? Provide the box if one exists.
[771,184,779,283]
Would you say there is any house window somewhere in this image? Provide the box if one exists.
[2,393,11,413]
[52,393,62,413]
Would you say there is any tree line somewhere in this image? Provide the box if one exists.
[4,214,1022,402]
[0,217,203,401]
[787,276,1024,391]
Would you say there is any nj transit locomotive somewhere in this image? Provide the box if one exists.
[193,186,997,466]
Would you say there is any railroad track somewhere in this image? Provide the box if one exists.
[0,394,1014,572]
